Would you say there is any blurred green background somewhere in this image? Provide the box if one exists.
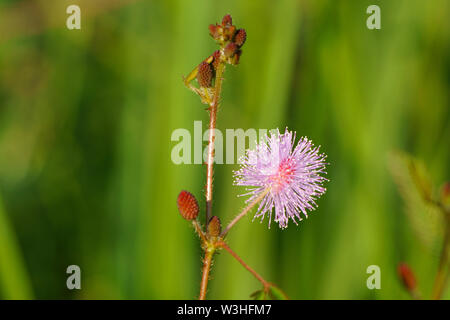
[0,0,449,299]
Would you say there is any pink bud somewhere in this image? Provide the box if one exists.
[177,190,199,220]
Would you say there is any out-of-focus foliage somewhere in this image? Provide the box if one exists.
[388,151,444,252]
[0,0,449,299]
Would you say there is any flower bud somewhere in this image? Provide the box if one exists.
[440,182,450,206]
[209,24,220,40]
[397,263,416,292]
[207,216,221,237]
[224,42,238,58]
[234,29,246,47]
[223,25,236,41]
[221,14,232,27]
[230,49,242,65]
[177,190,199,220]
[197,61,213,87]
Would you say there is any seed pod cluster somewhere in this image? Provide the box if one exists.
[196,15,246,88]
[208,14,246,66]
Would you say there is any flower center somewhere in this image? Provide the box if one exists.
[269,158,295,193]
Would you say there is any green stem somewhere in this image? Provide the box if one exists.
[432,214,450,300]
[217,241,289,299]
[220,189,269,238]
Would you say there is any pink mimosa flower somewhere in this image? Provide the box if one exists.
[234,128,328,229]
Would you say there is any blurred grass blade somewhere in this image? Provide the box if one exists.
[388,151,444,251]
[0,196,33,299]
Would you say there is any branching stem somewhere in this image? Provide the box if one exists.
[198,59,226,300]
[220,189,269,238]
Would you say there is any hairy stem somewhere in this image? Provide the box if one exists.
[217,241,269,288]
[432,214,450,300]
[192,220,207,243]
[220,189,269,238]
[199,248,215,300]
[205,61,225,226]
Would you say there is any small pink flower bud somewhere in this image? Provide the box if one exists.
[209,24,220,40]
[397,263,417,292]
[224,42,238,58]
[234,29,246,47]
[441,182,450,206]
[223,25,236,41]
[221,14,233,27]
[177,190,199,220]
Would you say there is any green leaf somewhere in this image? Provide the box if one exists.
[268,285,289,300]
[250,289,267,300]
[0,195,33,299]
[251,284,289,300]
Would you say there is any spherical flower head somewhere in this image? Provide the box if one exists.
[233,128,328,229]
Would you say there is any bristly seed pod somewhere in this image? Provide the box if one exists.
[234,29,247,47]
[224,42,238,58]
[208,216,222,237]
[197,61,213,87]
[177,190,199,220]
[221,14,232,27]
